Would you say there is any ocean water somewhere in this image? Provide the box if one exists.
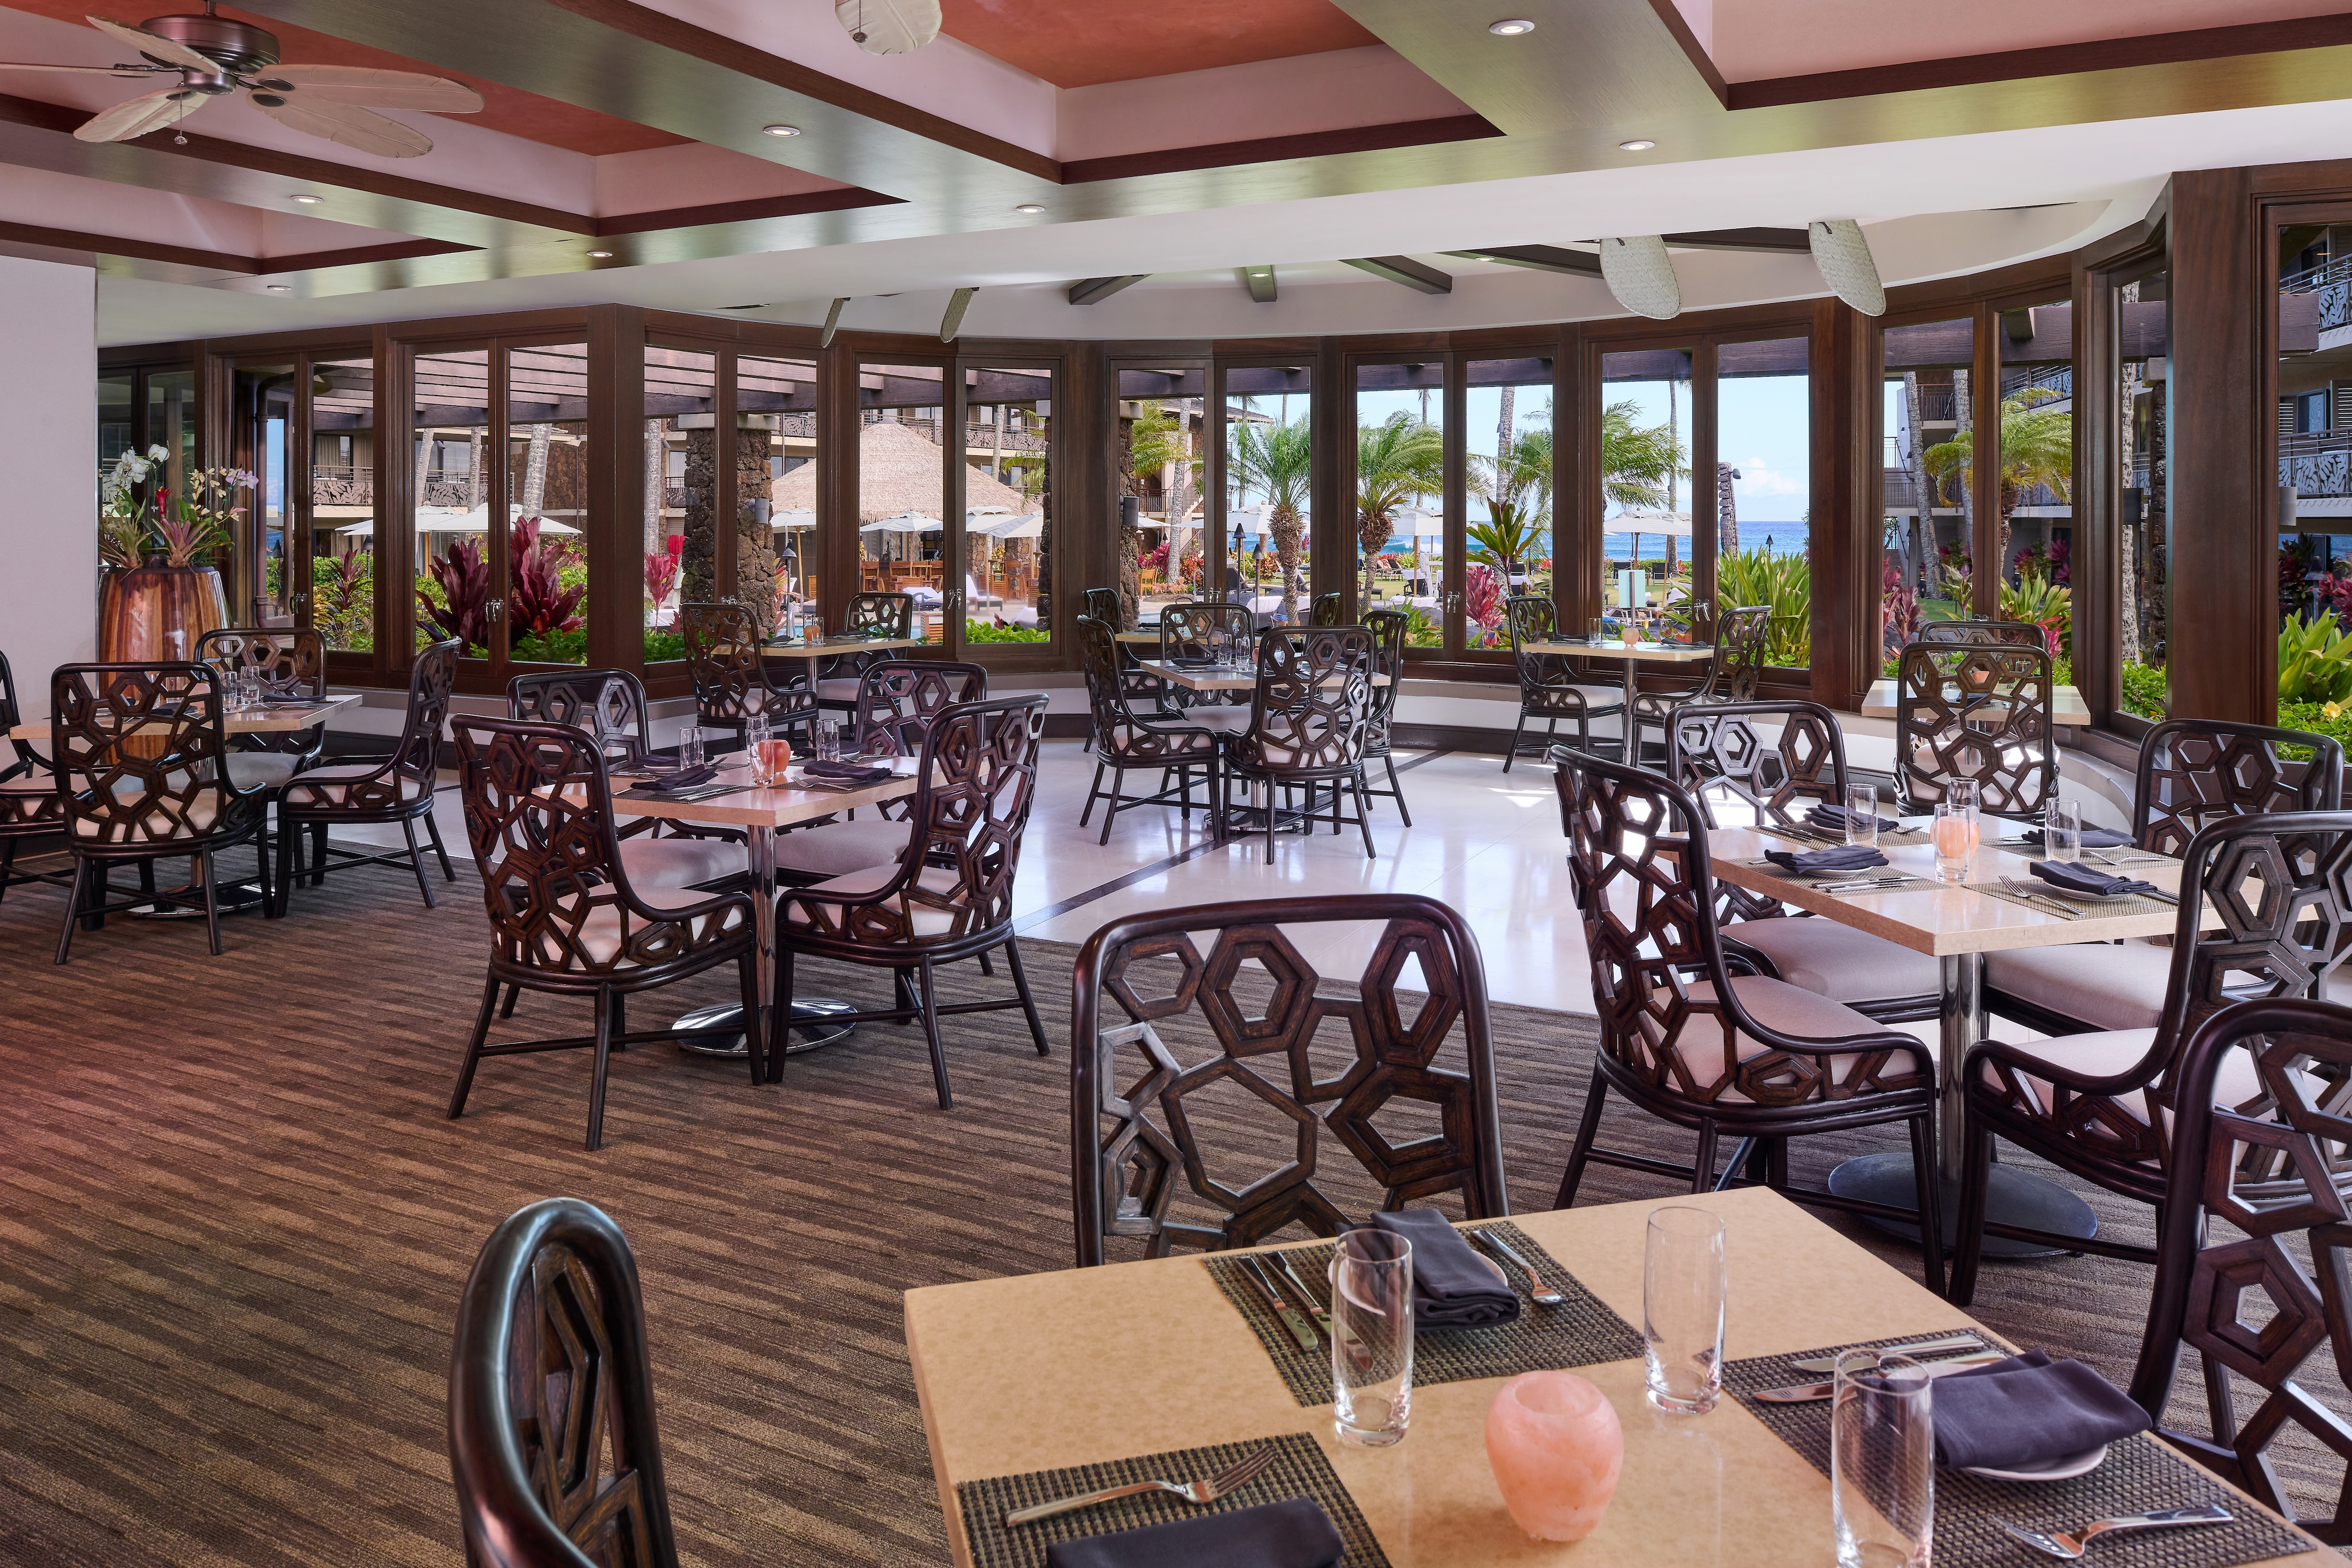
[1376,521,1810,559]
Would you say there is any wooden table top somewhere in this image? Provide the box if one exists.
[603,757,917,829]
[8,693,358,740]
[759,635,925,659]
[1113,630,1163,645]
[1709,823,2183,957]
[904,1187,2332,1568]
[1523,640,1717,663]
[1135,659,1391,694]
[1862,677,2092,726]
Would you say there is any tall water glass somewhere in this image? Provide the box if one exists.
[2044,796,2083,864]
[242,668,265,710]
[1642,1206,1726,1414]
[1330,1229,1413,1447]
[676,725,704,771]
[1932,802,1979,882]
[1832,1350,1934,1568]
[746,713,776,784]
[817,718,842,763]
[1845,783,1879,849]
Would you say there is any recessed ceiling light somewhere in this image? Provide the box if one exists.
[265,284,289,292]
[1488,18,1535,35]
[587,250,614,258]
[1618,138,1656,152]
[761,123,801,137]
[289,193,323,204]
[1014,203,1046,214]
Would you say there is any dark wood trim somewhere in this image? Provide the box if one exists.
[1971,298,2001,618]
[589,305,640,673]
[376,322,414,683]
[258,239,479,275]
[1727,13,2352,110]
[0,220,474,278]
[1643,0,1730,108]
[591,187,902,237]
[1061,115,1501,186]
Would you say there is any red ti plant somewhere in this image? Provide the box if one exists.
[418,534,493,651]
[1462,562,1504,629]
[644,548,680,611]
[509,515,585,639]
[1881,562,1921,655]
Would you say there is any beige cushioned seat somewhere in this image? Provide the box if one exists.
[783,861,961,937]
[1722,917,1940,1005]
[617,834,746,890]
[771,819,911,878]
[816,677,861,703]
[1974,1026,2299,1129]
[562,885,744,966]
[1983,942,2172,1032]
[224,753,303,791]
[1656,977,1906,1105]
[282,762,427,805]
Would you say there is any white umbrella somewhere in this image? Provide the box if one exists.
[770,508,815,532]
[338,508,581,538]
[972,512,1043,540]
[861,511,945,533]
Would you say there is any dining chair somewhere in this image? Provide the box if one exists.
[0,649,71,907]
[815,591,917,715]
[679,601,816,750]
[1552,746,1947,1291]
[1502,595,1622,772]
[1984,717,2343,1037]
[2127,996,2352,1544]
[1360,608,1412,826]
[1627,604,1773,765]
[1224,626,1378,863]
[1069,892,1508,1266]
[1890,639,2056,818]
[49,661,273,959]
[1951,810,2352,1303]
[1074,616,1223,847]
[197,626,328,878]
[850,659,987,758]
[1915,620,2048,648]
[1309,591,1342,626]
[1159,601,1255,711]
[448,1197,682,1568]
[1665,701,1942,1023]
[1081,586,1123,628]
[446,717,763,1150]
[772,695,1051,1108]
[273,638,459,918]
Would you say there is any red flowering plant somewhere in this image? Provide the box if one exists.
[1463,563,1505,630]
[644,548,680,619]
[418,535,494,652]
[509,516,585,639]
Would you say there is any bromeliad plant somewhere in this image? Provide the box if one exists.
[150,466,256,567]
[2279,612,2352,705]
[1716,545,1812,665]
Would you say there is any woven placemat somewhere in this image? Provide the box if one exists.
[1965,880,2177,922]
[1754,823,1932,847]
[1203,1221,1644,1406]
[1734,857,1937,892]
[956,1431,1391,1568]
[1724,1336,2315,1567]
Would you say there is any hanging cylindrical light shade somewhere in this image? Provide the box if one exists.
[1597,237,1681,320]
[1809,219,1886,316]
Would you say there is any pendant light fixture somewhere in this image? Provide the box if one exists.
[1598,236,1681,320]
[1808,219,1886,316]
[837,0,941,55]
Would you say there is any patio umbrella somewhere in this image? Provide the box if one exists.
[339,505,581,537]
[769,508,815,532]
[861,512,945,532]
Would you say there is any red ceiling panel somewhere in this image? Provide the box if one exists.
[938,0,1380,88]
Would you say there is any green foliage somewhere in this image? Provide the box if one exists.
[512,628,587,664]
[2274,700,2352,756]
[1715,547,1812,665]
[2122,661,2167,721]
[1467,427,1553,578]
[642,629,686,663]
[1355,412,1445,562]
[1998,571,2072,655]
[2278,613,2352,704]
[1600,399,1684,510]
[963,620,1050,643]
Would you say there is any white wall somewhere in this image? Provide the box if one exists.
[0,254,95,719]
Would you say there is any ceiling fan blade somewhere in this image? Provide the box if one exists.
[0,61,164,74]
[85,16,218,74]
[250,95,431,158]
[74,86,194,143]
[260,65,482,113]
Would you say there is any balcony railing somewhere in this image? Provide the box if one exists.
[2282,254,2352,332]
[312,465,372,506]
[2282,431,2352,498]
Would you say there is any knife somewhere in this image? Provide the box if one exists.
[1786,1334,1984,1373]
[1755,1350,2008,1402]
[1272,1253,1332,1336]
[1239,1256,1321,1354]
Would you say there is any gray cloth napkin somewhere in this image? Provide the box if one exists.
[1043,1497,1343,1568]
[1368,1209,1521,1329]
[2030,860,2160,898]
[1765,845,1888,876]
[1928,1350,2152,1471]
[1805,803,1898,833]
[2022,825,2133,849]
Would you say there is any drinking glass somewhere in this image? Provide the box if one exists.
[676,725,704,771]
[1329,1228,1413,1447]
[817,718,842,763]
[1845,783,1879,849]
[1589,618,1607,645]
[1832,1349,1935,1568]
[243,668,265,709]
[1642,1206,1726,1414]
[1932,801,1979,882]
[746,713,775,784]
[2044,797,2083,864]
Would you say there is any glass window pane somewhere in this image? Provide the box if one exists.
[1998,300,2075,672]
[740,352,819,638]
[643,348,714,663]
[235,362,296,620]
[311,355,375,653]
[858,362,946,644]
[508,344,591,664]
[1466,356,1553,652]
[2118,276,2167,717]
[97,370,136,570]
[1117,367,1205,625]
[1224,364,1313,626]
[1599,348,1691,636]
[2274,242,2349,731]
[145,369,195,504]
[414,350,491,657]
[1715,336,1811,668]
[1879,318,1974,667]
[1354,361,1444,646]
[966,365,1053,648]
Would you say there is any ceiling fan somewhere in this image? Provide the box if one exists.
[0,2,481,158]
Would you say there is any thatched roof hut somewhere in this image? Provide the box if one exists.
[770,420,1028,521]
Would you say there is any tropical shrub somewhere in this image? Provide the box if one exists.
[512,628,589,664]
[1998,570,2071,657]
[1880,563,1920,656]
[2278,613,2352,704]
[1717,547,1811,665]
[418,536,493,653]
[2121,662,2166,720]
[642,629,687,663]
[964,620,1050,643]
[1461,563,1504,631]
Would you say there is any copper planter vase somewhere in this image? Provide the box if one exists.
[98,560,229,663]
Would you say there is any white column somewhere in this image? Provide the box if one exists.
[0,255,96,721]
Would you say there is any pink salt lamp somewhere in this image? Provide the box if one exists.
[1484,1370,1624,1542]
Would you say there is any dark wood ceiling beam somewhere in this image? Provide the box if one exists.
[1341,255,1453,294]
[1657,227,1811,252]
[1062,115,1499,185]
[1445,245,1601,277]
[1067,276,1147,305]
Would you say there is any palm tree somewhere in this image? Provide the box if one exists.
[1356,412,1444,598]
[1924,386,2073,591]
[1228,407,1313,621]
[1122,400,1198,616]
[1468,426,1552,583]
[1601,400,1683,510]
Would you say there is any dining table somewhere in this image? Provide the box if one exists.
[605,754,916,1058]
[1133,658,1392,695]
[1862,677,2092,726]
[1709,822,2185,1255]
[906,1186,2335,1568]
[1522,638,1717,759]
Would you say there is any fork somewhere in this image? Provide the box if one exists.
[1002,1444,1280,1527]
[1999,876,2084,919]
[1469,1226,1565,1305]
[1996,1503,2231,1559]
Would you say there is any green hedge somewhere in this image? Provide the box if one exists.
[964,620,1049,643]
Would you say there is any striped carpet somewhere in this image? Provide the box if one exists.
[0,854,2326,1565]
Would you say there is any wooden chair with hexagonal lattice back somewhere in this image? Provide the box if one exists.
[1069,892,1508,1267]
[2133,718,2344,858]
[1666,700,1850,922]
[1891,639,2055,818]
[2129,997,2352,1545]
[449,1197,682,1568]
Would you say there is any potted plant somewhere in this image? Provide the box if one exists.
[98,457,246,662]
